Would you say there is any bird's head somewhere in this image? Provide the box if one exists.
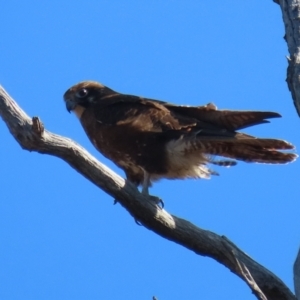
[63,81,115,118]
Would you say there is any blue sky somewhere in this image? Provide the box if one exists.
[0,1,299,299]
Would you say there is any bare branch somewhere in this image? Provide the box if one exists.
[294,247,300,299]
[0,86,296,300]
[221,237,268,300]
[275,0,300,116]
[234,251,267,300]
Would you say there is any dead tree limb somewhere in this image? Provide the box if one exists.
[0,86,296,300]
[294,247,300,299]
[274,0,300,116]
[274,2,300,298]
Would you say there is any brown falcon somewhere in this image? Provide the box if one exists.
[64,81,297,195]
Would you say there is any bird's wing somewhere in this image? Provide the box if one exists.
[92,94,197,132]
[164,103,281,131]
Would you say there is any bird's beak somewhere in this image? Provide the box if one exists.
[65,99,77,113]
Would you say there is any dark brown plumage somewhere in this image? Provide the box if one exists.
[63,81,297,195]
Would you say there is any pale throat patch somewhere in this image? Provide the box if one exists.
[73,105,86,119]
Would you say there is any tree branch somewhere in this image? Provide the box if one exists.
[274,2,300,298]
[294,247,300,299]
[0,86,296,300]
[274,0,300,116]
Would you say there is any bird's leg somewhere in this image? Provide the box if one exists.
[142,170,151,195]
[141,170,164,208]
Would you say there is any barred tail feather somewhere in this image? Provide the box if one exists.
[196,138,297,164]
[208,158,237,167]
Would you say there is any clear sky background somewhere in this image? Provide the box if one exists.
[0,1,299,299]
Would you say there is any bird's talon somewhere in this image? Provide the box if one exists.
[159,198,164,209]
[148,195,164,209]
[135,218,143,226]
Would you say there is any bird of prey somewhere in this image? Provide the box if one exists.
[64,81,297,195]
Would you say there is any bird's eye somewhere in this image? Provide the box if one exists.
[76,88,88,98]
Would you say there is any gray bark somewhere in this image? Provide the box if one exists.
[0,86,297,300]
[274,0,300,116]
[274,1,300,298]
[294,248,300,299]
